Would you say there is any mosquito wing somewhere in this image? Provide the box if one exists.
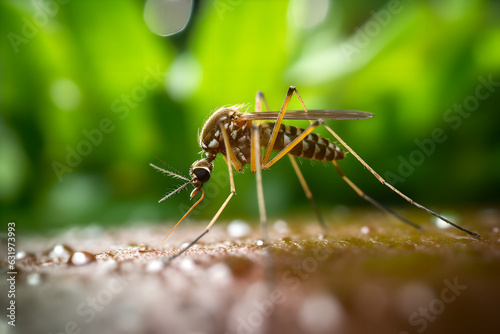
[239,109,373,121]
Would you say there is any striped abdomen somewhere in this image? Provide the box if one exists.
[260,122,345,161]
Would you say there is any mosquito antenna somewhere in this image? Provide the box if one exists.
[160,188,205,245]
[156,157,189,178]
[150,160,190,182]
[150,158,194,203]
[157,182,190,203]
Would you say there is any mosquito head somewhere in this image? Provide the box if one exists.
[189,158,214,195]
[150,157,210,246]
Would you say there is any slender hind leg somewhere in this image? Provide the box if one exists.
[289,157,328,231]
[320,120,480,238]
[332,160,422,230]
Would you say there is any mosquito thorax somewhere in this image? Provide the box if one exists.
[198,105,252,168]
[199,106,248,150]
[189,158,214,188]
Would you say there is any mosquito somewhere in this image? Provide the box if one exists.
[151,86,480,260]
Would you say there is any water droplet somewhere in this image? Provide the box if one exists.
[179,257,196,272]
[207,262,233,286]
[68,251,96,266]
[432,212,460,229]
[101,259,118,272]
[16,250,36,262]
[27,272,42,286]
[146,260,165,273]
[227,219,252,238]
[273,219,290,234]
[48,244,74,260]
[255,239,264,246]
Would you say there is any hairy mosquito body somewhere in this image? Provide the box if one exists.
[199,106,251,168]
[151,86,480,261]
[199,106,345,167]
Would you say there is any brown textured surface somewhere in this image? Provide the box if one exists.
[3,208,500,334]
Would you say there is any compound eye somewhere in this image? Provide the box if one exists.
[193,167,211,183]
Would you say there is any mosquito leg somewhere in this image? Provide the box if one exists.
[252,124,269,244]
[251,91,268,173]
[260,86,331,169]
[332,160,422,230]
[262,86,296,165]
[250,93,270,241]
[285,88,329,231]
[164,181,236,262]
[318,120,480,238]
[252,118,275,287]
[255,90,270,113]
[163,229,209,263]
[288,156,328,232]
[163,121,240,262]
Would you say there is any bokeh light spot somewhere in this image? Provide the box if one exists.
[50,78,81,111]
[144,0,193,36]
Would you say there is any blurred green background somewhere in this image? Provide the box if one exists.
[1,0,499,233]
